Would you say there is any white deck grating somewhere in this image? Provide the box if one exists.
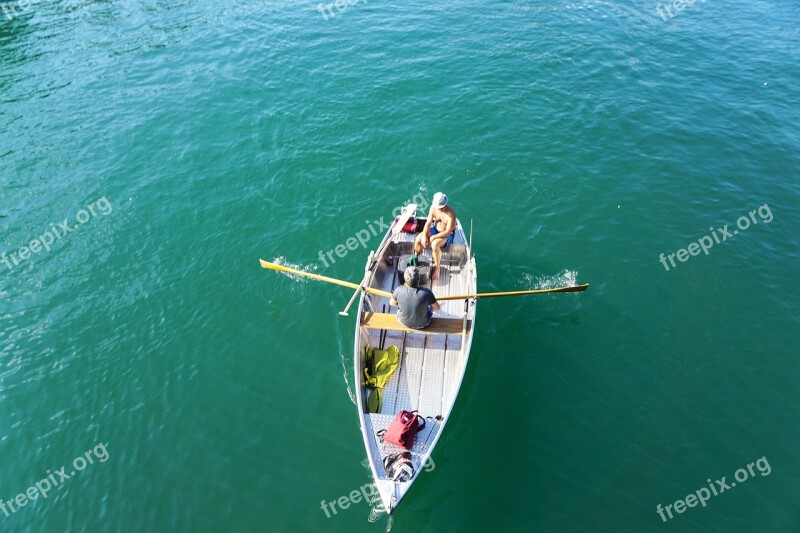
[364,413,442,476]
[441,341,463,413]
[391,333,424,414]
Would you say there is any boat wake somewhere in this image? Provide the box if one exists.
[339,349,357,406]
[360,459,392,527]
[523,269,580,290]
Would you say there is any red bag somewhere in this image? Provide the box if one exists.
[401,218,417,232]
[383,410,426,449]
[391,216,416,233]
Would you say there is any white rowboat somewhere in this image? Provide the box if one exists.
[354,217,477,514]
[257,209,587,514]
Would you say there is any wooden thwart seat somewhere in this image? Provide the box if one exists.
[361,312,470,335]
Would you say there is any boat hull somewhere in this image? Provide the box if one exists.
[353,218,476,513]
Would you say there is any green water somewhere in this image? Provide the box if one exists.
[2,0,799,531]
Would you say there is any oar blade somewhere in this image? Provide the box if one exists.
[551,283,589,293]
[259,258,393,299]
[259,259,286,271]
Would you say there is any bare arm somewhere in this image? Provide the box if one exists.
[389,297,398,306]
[422,206,435,233]
[431,301,441,311]
[419,207,435,247]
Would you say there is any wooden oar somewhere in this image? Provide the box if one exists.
[339,203,417,316]
[259,259,392,299]
[438,284,589,301]
[260,258,587,302]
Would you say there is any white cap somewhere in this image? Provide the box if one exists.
[432,192,448,208]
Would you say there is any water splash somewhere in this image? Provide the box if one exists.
[522,269,580,290]
[271,256,317,283]
[367,500,389,524]
[358,458,389,524]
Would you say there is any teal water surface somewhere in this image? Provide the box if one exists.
[2,1,799,531]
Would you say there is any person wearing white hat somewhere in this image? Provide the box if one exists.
[413,192,457,281]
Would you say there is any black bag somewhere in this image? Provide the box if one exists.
[383,452,413,482]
